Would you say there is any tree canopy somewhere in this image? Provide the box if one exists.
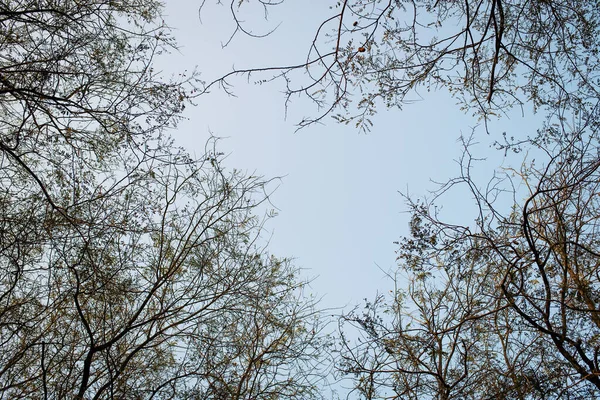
[204,0,600,131]
[3,0,600,398]
[201,0,600,398]
[0,1,329,398]
[338,131,600,398]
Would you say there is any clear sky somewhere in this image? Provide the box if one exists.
[158,1,540,313]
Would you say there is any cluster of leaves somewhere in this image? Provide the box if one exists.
[5,0,599,398]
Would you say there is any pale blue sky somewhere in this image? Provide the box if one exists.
[159,1,539,311]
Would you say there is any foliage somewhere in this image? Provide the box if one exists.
[197,2,600,398]
[203,0,600,131]
[197,1,600,398]
[0,1,329,398]
[338,128,600,398]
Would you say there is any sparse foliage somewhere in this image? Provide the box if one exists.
[196,2,600,398]
[203,0,600,131]
[196,1,600,398]
[0,1,329,398]
[338,127,600,398]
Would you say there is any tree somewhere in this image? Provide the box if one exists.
[337,128,600,398]
[0,1,330,398]
[202,0,600,131]
[197,1,600,398]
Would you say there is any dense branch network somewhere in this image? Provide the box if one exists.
[0,1,330,398]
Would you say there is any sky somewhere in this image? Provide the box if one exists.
[158,0,540,313]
